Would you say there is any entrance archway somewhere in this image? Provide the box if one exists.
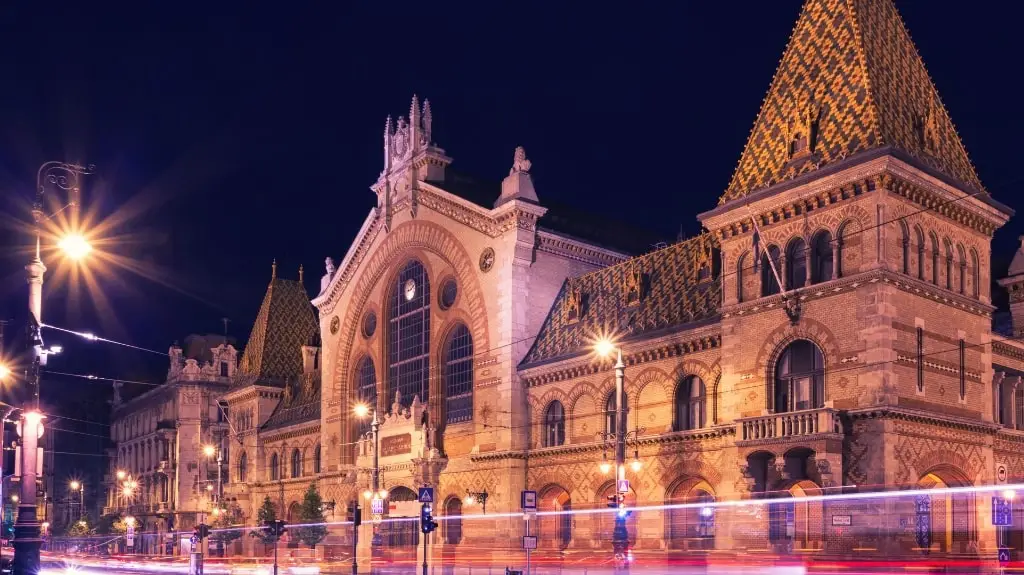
[539,485,572,550]
[917,467,974,553]
[666,478,716,551]
[382,486,419,566]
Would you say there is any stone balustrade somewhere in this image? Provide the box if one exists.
[737,407,840,442]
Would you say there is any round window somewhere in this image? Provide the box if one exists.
[439,279,458,310]
[363,311,377,339]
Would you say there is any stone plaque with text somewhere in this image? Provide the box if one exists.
[380,433,412,457]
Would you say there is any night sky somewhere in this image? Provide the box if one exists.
[0,2,1020,512]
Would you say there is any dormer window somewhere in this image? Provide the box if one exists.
[220,361,229,377]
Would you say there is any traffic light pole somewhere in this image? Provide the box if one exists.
[421,526,428,575]
[351,503,359,575]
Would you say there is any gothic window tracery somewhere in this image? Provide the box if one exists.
[291,448,302,478]
[762,246,782,296]
[786,238,807,290]
[269,453,279,481]
[811,230,834,284]
[388,260,430,411]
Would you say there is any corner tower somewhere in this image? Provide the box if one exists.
[699,0,1011,519]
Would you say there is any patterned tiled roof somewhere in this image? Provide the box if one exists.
[719,0,983,205]
[521,233,721,366]
[262,371,321,431]
[236,277,318,384]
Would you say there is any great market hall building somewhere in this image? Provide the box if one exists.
[107,0,1024,566]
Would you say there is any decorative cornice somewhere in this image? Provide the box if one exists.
[994,340,1024,365]
[535,229,627,268]
[846,405,1002,435]
[259,422,321,443]
[723,268,993,321]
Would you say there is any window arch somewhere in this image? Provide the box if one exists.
[313,444,321,474]
[811,231,833,284]
[836,222,852,278]
[675,376,706,431]
[388,260,430,411]
[956,244,967,295]
[605,392,628,436]
[544,401,566,447]
[773,340,825,412]
[269,453,279,481]
[929,232,940,285]
[356,356,377,435]
[970,248,980,299]
[944,238,954,290]
[786,238,807,290]
[291,448,302,478]
[761,245,782,296]
[443,323,474,424]
[238,452,248,483]
[914,225,926,280]
[737,253,748,302]
[899,221,911,275]
[444,497,463,545]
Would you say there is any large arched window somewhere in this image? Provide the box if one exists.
[605,392,628,436]
[761,246,782,296]
[675,376,706,431]
[444,497,463,545]
[269,453,279,481]
[388,260,430,410]
[786,239,807,290]
[291,448,302,478]
[544,401,566,447]
[357,356,377,435]
[443,323,474,424]
[313,444,321,474]
[811,231,833,284]
[773,340,825,412]
[238,452,248,483]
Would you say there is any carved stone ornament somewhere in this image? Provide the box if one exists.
[392,116,411,161]
[564,286,583,324]
[510,146,532,175]
[479,247,495,272]
[922,101,940,153]
[330,315,340,335]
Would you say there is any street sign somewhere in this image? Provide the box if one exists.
[993,496,1013,527]
[521,490,537,511]
[418,486,434,503]
[371,497,384,515]
[522,535,538,550]
[127,525,135,548]
[1000,547,1012,565]
[617,479,630,494]
[998,464,1009,484]
[371,513,383,524]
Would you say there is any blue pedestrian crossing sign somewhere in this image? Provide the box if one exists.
[418,487,435,503]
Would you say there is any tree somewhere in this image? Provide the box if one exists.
[249,496,279,546]
[210,501,245,545]
[94,513,127,535]
[293,482,328,549]
[67,519,92,537]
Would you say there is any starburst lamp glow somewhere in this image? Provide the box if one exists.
[58,234,92,260]
[594,338,616,358]
[353,403,369,418]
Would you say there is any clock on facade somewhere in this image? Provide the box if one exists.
[404,278,417,301]
[479,247,495,272]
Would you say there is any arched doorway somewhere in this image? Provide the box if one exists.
[768,480,822,553]
[382,486,419,567]
[666,478,716,551]
[916,468,974,553]
[539,485,572,551]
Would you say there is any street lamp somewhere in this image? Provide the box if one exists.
[69,480,85,522]
[464,490,489,514]
[594,337,631,568]
[354,402,383,551]
[16,161,94,575]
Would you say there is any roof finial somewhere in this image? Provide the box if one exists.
[272,259,277,279]
[298,264,304,283]
[422,99,433,144]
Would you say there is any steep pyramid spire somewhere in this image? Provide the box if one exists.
[237,275,317,383]
[719,0,983,205]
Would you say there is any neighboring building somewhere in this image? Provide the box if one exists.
[103,334,236,554]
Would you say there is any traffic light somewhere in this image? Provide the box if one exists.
[265,519,287,539]
[420,503,437,534]
[194,523,210,540]
[606,495,618,509]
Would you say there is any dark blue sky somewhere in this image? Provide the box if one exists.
[0,1,1020,493]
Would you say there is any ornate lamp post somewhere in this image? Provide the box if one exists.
[354,402,387,570]
[16,161,93,575]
